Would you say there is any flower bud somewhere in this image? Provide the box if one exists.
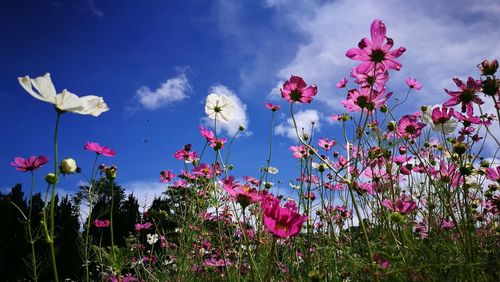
[479,59,498,76]
[387,121,397,132]
[239,125,245,131]
[61,158,77,174]
[482,77,499,97]
[45,173,57,184]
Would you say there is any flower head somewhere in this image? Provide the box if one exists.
[160,170,176,183]
[18,73,109,116]
[318,138,336,151]
[336,77,348,88]
[346,19,406,73]
[406,77,423,90]
[93,219,111,228]
[84,142,116,157]
[261,196,307,238]
[397,114,426,139]
[443,77,483,115]
[265,102,281,111]
[205,93,234,123]
[280,75,317,103]
[11,156,49,172]
[342,86,392,113]
[222,176,263,208]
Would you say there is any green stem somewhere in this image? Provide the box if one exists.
[84,153,100,282]
[49,110,61,282]
[28,171,38,282]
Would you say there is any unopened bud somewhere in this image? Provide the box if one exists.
[61,158,77,174]
[45,173,57,184]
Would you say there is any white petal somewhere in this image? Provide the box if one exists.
[18,74,55,103]
[56,89,82,111]
[74,95,110,117]
[31,73,57,101]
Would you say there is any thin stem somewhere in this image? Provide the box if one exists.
[28,171,38,282]
[48,110,61,282]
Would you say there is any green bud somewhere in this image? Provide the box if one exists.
[45,173,57,185]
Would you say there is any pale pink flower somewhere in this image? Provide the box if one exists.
[405,77,423,90]
[336,77,348,88]
[11,156,49,172]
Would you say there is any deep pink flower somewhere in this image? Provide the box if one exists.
[397,114,426,139]
[431,106,455,126]
[342,86,392,113]
[261,196,307,238]
[443,77,483,115]
[11,156,49,172]
[318,138,336,151]
[173,145,198,163]
[280,75,318,103]
[346,19,406,73]
[84,142,116,157]
[93,219,111,228]
[453,111,491,127]
[265,102,281,111]
[192,163,220,178]
[208,137,227,150]
[222,176,263,208]
[373,254,391,269]
[405,77,423,90]
[336,77,348,88]
[160,170,176,183]
[199,126,215,142]
[381,197,417,214]
[485,166,500,183]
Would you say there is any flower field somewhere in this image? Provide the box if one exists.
[2,19,500,281]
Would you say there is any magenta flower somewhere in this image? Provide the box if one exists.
[485,166,500,183]
[381,197,417,214]
[208,137,227,150]
[406,77,423,90]
[443,77,483,115]
[199,126,215,142]
[134,222,153,232]
[453,111,491,127]
[261,196,307,238]
[280,75,318,103]
[93,219,111,228]
[397,114,426,139]
[222,176,263,208]
[431,106,455,125]
[336,77,348,88]
[342,86,392,113]
[160,170,176,183]
[346,19,406,73]
[318,138,336,151]
[265,102,281,111]
[11,156,49,172]
[173,144,198,163]
[84,141,116,157]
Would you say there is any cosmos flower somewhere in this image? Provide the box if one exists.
[93,219,111,228]
[11,156,49,172]
[280,75,317,103]
[381,197,417,214]
[443,77,483,115]
[205,93,234,123]
[342,86,392,113]
[222,176,263,208]
[261,196,308,238]
[18,73,109,116]
[405,77,423,90]
[318,138,336,151]
[397,114,426,139]
[265,102,281,111]
[84,142,116,157]
[346,19,406,73]
[336,77,348,88]
[421,105,457,134]
[160,170,176,183]
[485,166,500,183]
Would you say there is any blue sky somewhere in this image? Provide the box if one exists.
[1,0,499,203]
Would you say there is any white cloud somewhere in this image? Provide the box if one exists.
[123,179,166,213]
[202,84,250,136]
[265,0,500,112]
[135,73,191,110]
[275,109,321,141]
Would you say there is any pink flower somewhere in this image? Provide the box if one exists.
[397,114,426,139]
[84,142,116,157]
[431,106,455,125]
[93,219,111,228]
[173,144,198,163]
[346,19,406,73]
[160,170,176,183]
[336,77,348,88]
[265,102,281,111]
[134,222,153,232]
[342,86,392,113]
[208,137,227,150]
[289,145,310,159]
[222,176,263,208]
[443,77,483,115]
[280,75,318,103]
[199,126,215,142]
[261,196,307,238]
[381,197,417,214]
[11,156,49,172]
[373,254,391,269]
[405,77,423,90]
[318,138,336,151]
[350,65,388,90]
[453,111,491,127]
[485,166,500,183]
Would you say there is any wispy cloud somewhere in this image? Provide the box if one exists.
[123,179,165,213]
[133,73,191,111]
[202,84,251,137]
[275,109,321,141]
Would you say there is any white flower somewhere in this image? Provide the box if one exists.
[205,93,234,123]
[61,158,77,174]
[266,166,279,174]
[147,233,159,245]
[18,73,109,117]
